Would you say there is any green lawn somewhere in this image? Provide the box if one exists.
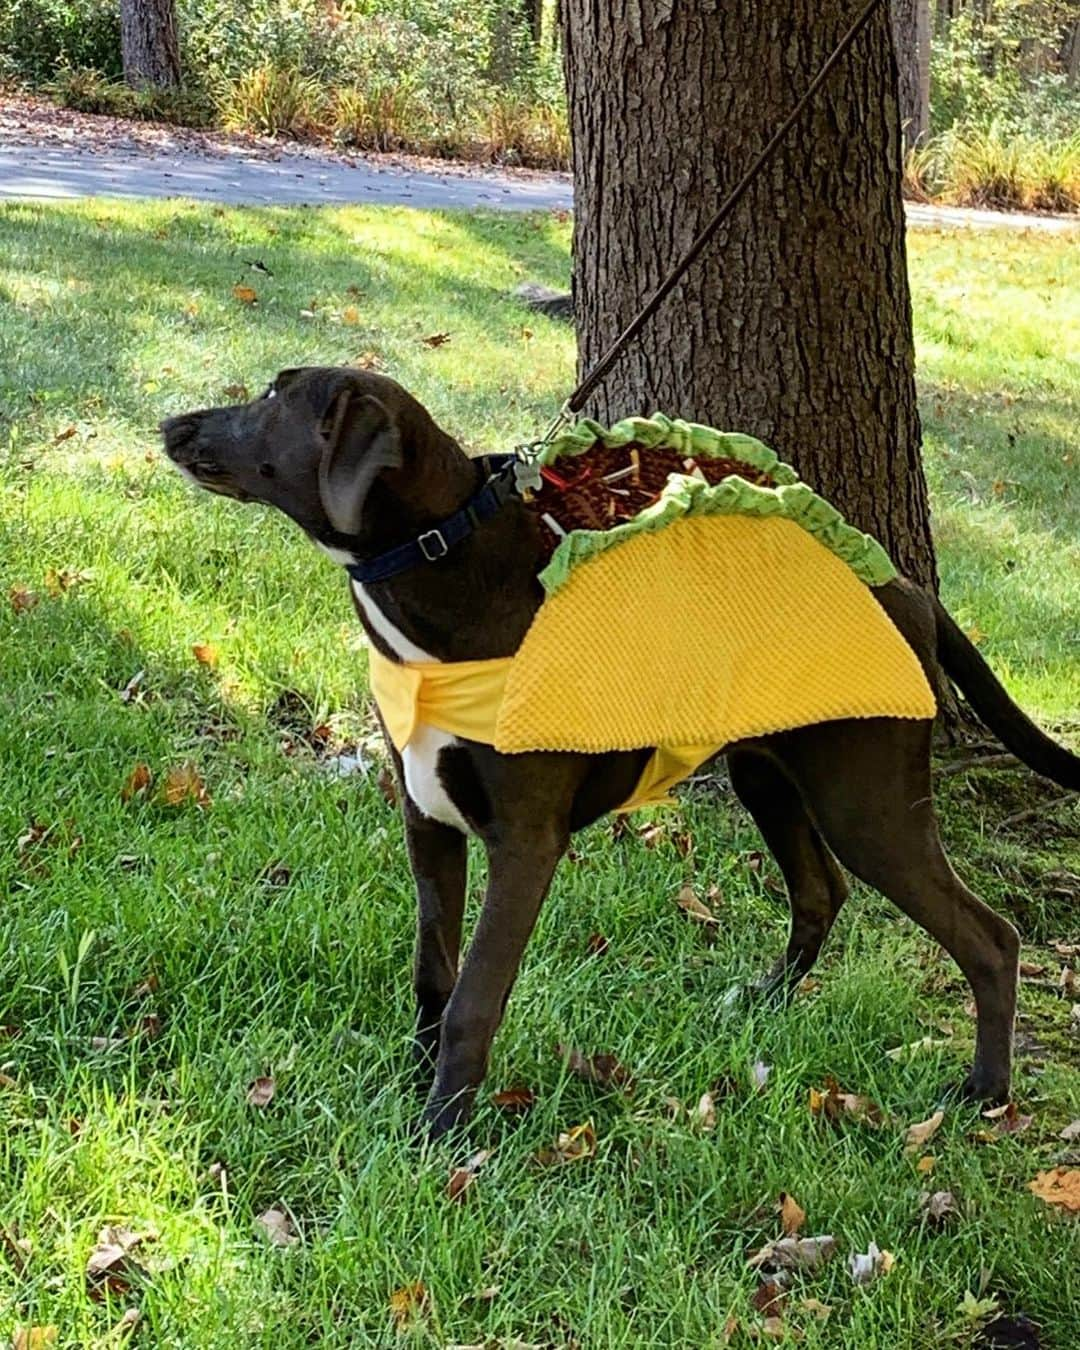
[0,201,1078,1348]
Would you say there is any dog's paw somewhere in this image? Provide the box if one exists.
[420,1089,475,1144]
[937,1067,1010,1107]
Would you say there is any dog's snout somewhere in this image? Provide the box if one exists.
[160,414,203,458]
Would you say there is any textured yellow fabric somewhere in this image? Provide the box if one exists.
[495,514,936,753]
[369,637,712,811]
[367,512,936,815]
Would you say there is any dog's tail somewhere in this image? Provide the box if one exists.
[934,596,1080,789]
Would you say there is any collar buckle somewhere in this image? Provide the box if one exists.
[418,529,449,562]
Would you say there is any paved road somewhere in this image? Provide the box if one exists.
[1,137,1077,232]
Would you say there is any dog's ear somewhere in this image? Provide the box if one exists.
[317,391,402,535]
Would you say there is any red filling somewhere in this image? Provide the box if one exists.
[524,441,776,564]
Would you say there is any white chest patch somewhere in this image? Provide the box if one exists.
[402,724,470,833]
[350,579,434,664]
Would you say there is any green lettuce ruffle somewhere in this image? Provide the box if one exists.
[536,413,898,594]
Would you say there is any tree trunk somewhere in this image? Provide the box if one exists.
[892,0,932,147]
[562,0,937,590]
[120,0,181,90]
[523,0,543,45]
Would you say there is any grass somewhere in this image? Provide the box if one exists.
[0,200,1078,1348]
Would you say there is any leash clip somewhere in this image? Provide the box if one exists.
[513,399,574,494]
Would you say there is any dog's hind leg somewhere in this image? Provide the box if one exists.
[403,798,468,1085]
[770,719,1019,1102]
[728,748,849,997]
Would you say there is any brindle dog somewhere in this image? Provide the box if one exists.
[162,367,1080,1140]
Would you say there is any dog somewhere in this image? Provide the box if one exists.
[162,366,1080,1140]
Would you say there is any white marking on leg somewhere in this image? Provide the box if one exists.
[403,724,470,833]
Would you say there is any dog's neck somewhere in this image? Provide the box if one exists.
[335,438,544,665]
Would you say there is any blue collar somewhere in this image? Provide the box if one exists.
[345,454,522,584]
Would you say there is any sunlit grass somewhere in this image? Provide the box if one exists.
[0,201,1077,1347]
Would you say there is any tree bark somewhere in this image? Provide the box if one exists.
[892,0,932,147]
[120,0,181,90]
[562,0,937,590]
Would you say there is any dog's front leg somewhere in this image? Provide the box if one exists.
[422,820,566,1140]
[402,797,468,1087]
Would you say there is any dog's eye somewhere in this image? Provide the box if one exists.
[258,462,276,478]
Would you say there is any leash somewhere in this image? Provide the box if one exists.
[350,0,886,583]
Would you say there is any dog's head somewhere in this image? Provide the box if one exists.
[160,367,464,547]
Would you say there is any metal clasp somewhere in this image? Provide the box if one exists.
[418,529,449,561]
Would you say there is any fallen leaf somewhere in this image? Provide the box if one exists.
[119,670,145,703]
[85,1225,155,1299]
[90,1035,127,1052]
[677,884,719,926]
[916,1154,935,1175]
[810,1076,882,1128]
[748,1234,836,1272]
[342,305,360,325]
[0,1071,18,1089]
[52,424,77,444]
[1060,966,1079,998]
[446,1148,493,1203]
[161,762,209,807]
[192,641,219,668]
[420,332,451,347]
[255,1207,297,1247]
[389,1281,429,1327]
[376,764,398,807]
[904,1109,945,1154]
[12,1329,57,1350]
[695,1091,716,1131]
[246,1076,276,1107]
[534,1120,596,1167]
[491,1085,535,1114]
[222,383,249,401]
[44,566,91,597]
[777,1192,805,1236]
[1019,962,1047,978]
[120,763,152,801]
[750,1279,787,1316]
[848,1241,894,1285]
[1028,1168,1080,1212]
[108,1308,140,1339]
[1059,1119,1080,1141]
[232,284,258,304]
[557,1045,634,1092]
[920,1189,959,1225]
[586,932,609,956]
[353,351,380,370]
[983,1101,1033,1135]
[9,584,40,613]
[801,1298,832,1320]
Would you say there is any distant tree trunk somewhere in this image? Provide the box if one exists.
[892,0,932,147]
[120,0,181,89]
[523,0,542,45]
[562,0,937,589]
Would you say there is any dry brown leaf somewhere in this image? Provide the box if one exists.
[695,1091,717,1131]
[232,284,258,304]
[534,1120,596,1167]
[389,1280,429,1327]
[904,1109,945,1154]
[9,584,40,613]
[13,1329,57,1350]
[446,1148,493,1203]
[420,332,451,347]
[246,1076,276,1107]
[801,1298,832,1320]
[848,1242,894,1285]
[1019,961,1047,978]
[342,305,360,325]
[44,566,90,597]
[748,1235,836,1272]
[52,425,77,444]
[255,1207,297,1246]
[1060,966,1079,998]
[677,884,719,926]
[161,762,210,807]
[120,763,152,802]
[810,1076,882,1128]
[491,1085,535,1114]
[557,1045,634,1092]
[586,932,610,957]
[353,351,380,370]
[1059,1119,1080,1142]
[1029,1168,1080,1212]
[130,974,159,1000]
[777,1192,806,1236]
[192,641,219,668]
[916,1154,936,1175]
[983,1101,1033,1135]
[85,1224,155,1300]
[376,764,398,807]
[222,383,249,401]
[921,1189,959,1225]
